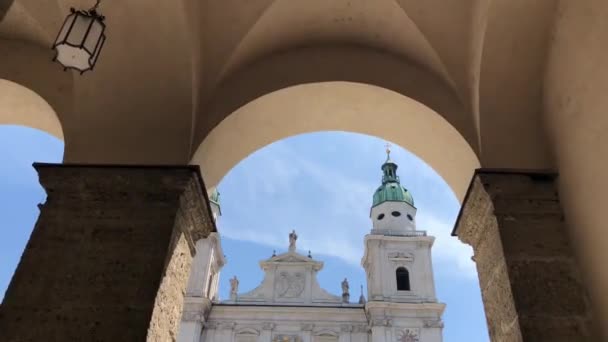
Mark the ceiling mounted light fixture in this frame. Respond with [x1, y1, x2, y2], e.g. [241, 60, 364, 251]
[52, 0, 106, 74]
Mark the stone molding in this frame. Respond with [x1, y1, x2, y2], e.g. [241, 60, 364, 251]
[300, 323, 315, 331]
[423, 319, 444, 329]
[262, 322, 276, 331]
[181, 299, 212, 322]
[352, 325, 370, 333]
[204, 322, 218, 330]
[181, 311, 203, 322]
[387, 252, 414, 262]
[370, 318, 392, 327]
[178, 173, 217, 247]
[340, 324, 353, 332]
[216, 321, 237, 330]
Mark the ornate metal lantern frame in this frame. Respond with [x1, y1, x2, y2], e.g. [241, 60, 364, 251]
[52, 0, 106, 74]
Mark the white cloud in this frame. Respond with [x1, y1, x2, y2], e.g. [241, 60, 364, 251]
[218, 134, 478, 280]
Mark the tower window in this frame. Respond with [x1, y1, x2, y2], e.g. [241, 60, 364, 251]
[407, 214, 413, 221]
[396, 267, 410, 291]
[391, 211, 401, 217]
[377, 213, 385, 220]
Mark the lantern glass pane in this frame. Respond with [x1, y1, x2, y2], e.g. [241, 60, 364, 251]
[84, 20, 104, 54]
[66, 13, 94, 47]
[55, 13, 76, 45]
[90, 34, 105, 67]
[55, 45, 92, 72]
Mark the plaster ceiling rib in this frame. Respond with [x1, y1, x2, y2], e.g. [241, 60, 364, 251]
[468, 0, 493, 152]
[0, 0, 14, 21]
[3, 0, 66, 46]
[179, 0, 205, 160]
[195, 0, 278, 145]
[395, 0, 488, 151]
[200, 0, 279, 95]
[215, 0, 280, 83]
[216, 0, 453, 91]
[477, 0, 557, 169]
[386, 0, 456, 93]
[0, 1, 52, 48]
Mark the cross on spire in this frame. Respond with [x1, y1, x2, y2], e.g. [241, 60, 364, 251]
[385, 142, 392, 156]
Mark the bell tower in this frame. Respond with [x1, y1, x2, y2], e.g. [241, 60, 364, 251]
[361, 146, 445, 342]
[370, 144, 417, 234]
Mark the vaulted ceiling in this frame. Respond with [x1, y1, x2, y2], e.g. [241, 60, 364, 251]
[0, 0, 556, 170]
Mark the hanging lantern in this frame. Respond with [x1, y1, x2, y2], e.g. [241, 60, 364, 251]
[52, 0, 106, 74]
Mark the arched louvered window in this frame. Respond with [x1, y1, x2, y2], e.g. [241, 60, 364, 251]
[396, 267, 410, 291]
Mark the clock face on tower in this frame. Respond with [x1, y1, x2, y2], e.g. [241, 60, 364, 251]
[397, 329, 420, 342]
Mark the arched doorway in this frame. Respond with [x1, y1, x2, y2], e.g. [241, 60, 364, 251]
[0, 79, 64, 140]
[191, 81, 480, 200]
[0, 79, 65, 301]
[204, 131, 488, 341]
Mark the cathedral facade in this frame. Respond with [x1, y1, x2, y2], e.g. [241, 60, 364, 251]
[178, 150, 445, 342]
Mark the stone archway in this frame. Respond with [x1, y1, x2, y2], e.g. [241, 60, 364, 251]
[191, 81, 480, 201]
[189, 80, 597, 341]
[0, 79, 64, 140]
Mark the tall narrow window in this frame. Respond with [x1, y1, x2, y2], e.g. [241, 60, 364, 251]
[396, 267, 410, 291]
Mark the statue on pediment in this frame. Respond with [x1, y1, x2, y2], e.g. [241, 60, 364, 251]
[289, 229, 298, 252]
[342, 278, 349, 294]
[230, 276, 239, 300]
[341, 278, 350, 303]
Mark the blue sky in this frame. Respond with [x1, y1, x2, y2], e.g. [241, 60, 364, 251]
[0, 126, 488, 341]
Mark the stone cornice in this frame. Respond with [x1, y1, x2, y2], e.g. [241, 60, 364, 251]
[33, 164, 217, 255]
[365, 301, 446, 315]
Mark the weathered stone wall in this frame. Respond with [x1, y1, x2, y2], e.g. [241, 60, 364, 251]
[0, 165, 214, 341]
[147, 232, 193, 342]
[455, 171, 596, 341]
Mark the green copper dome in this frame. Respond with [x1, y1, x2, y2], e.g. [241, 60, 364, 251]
[371, 149, 414, 208]
[210, 188, 220, 206]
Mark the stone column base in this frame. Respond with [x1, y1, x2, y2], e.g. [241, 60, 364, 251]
[453, 170, 596, 341]
[0, 164, 216, 341]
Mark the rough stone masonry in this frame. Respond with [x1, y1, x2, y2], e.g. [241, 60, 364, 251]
[0, 164, 215, 341]
[454, 170, 597, 342]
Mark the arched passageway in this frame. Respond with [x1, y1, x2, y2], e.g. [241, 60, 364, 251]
[0, 79, 64, 141]
[191, 81, 480, 200]
[0, 79, 65, 302]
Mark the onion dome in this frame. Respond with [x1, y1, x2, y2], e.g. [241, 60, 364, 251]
[371, 146, 414, 208]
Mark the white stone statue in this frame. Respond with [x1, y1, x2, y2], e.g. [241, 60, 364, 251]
[341, 278, 350, 303]
[230, 276, 239, 300]
[288, 229, 298, 252]
[342, 278, 350, 294]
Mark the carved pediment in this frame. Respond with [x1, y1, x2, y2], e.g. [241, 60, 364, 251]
[263, 251, 322, 265]
[226, 241, 342, 305]
[275, 271, 305, 298]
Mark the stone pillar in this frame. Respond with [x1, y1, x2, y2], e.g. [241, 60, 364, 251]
[339, 324, 352, 342]
[370, 320, 389, 342]
[260, 322, 275, 342]
[186, 234, 224, 298]
[300, 323, 313, 342]
[178, 297, 212, 342]
[178, 320, 204, 342]
[453, 170, 596, 341]
[0, 164, 216, 341]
